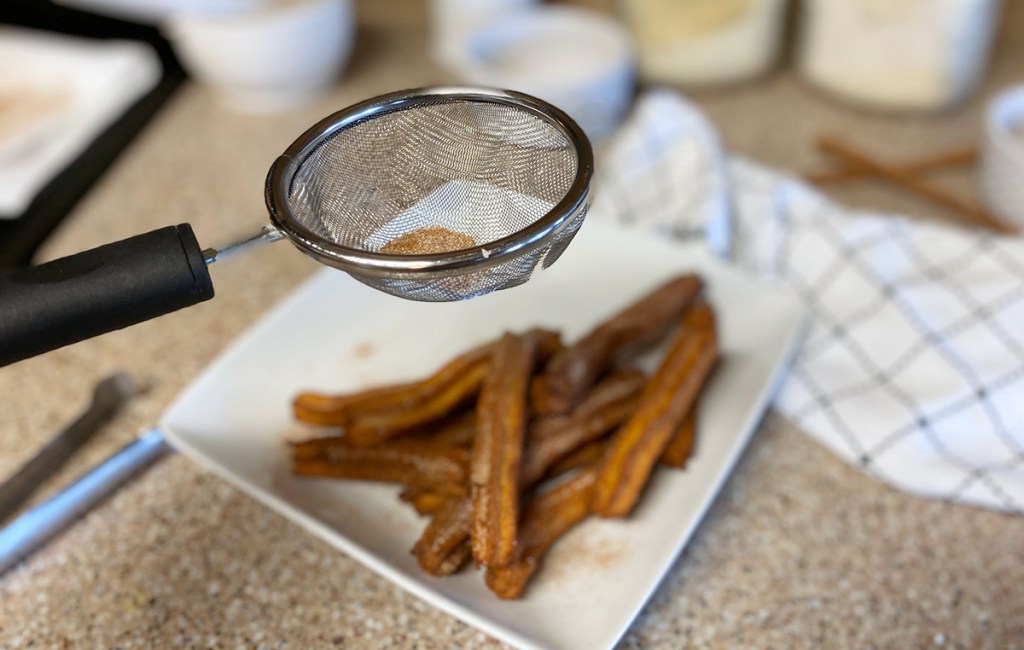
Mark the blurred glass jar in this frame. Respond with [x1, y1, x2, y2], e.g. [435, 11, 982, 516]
[797, 0, 1002, 111]
[620, 0, 789, 86]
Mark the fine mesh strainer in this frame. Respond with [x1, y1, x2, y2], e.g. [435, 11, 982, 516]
[263, 86, 592, 300]
[0, 87, 593, 366]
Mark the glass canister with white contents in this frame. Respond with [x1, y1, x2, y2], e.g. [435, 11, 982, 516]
[620, 0, 790, 86]
[796, 0, 1003, 111]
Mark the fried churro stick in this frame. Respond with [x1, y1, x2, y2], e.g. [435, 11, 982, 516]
[593, 302, 718, 518]
[411, 372, 634, 572]
[344, 362, 489, 446]
[290, 435, 347, 462]
[292, 381, 419, 427]
[409, 409, 476, 448]
[661, 407, 697, 469]
[520, 370, 645, 486]
[400, 486, 466, 516]
[290, 410, 471, 460]
[411, 372, 636, 572]
[412, 497, 473, 576]
[530, 369, 646, 440]
[400, 487, 446, 516]
[292, 339, 495, 431]
[344, 329, 559, 447]
[410, 374, 634, 574]
[292, 442, 470, 491]
[545, 440, 606, 478]
[471, 332, 540, 567]
[485, 468, 597, 599]
[435, 540, 473, 575]
[290, 409, 474, 460]
[532, 275, 703, 416]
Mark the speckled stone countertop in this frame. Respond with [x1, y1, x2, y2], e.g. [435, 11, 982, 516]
[2, 2, 1023, 648]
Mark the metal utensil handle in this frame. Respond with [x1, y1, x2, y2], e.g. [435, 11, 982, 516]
[203, 225, 284, 264]
[0, 373, 139, 523]
[0, 429, 170, 575]
[0, 225, 214, 367]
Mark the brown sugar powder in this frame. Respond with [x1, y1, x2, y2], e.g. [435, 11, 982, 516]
[379, 227, 476, 255]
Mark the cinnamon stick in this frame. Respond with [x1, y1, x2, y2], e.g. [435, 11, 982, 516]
[816, 136, 1017, 235]
[807, 147, 977, 185]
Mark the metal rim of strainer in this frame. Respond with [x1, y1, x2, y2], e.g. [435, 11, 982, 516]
[264, 86, 593, 279]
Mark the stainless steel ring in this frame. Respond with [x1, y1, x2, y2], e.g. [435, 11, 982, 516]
[263, 86, 594, 277]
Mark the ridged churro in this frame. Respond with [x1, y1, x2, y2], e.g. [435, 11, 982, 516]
[532, 275, 703, 416]
[592, 302, 718, 518]
[292, 340, 495, 435]
[471, 332, 542, 567]
[412, 497, 473, 576]
[661, 408, 698, 469]
[289, 275, 719, 600]
[292, 441, 470, 491]
[520, 370, 645, 486]
[485, 467, 597, 599]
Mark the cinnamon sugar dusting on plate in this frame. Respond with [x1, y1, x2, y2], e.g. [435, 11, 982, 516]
[379, 227, 476, 255]
[540, 528, 627, 586]
[352, 342, 375, 360]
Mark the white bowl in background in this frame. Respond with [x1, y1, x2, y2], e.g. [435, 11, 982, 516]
[452, 6, 635, 141]
[430, 0, 539, 71]
[979, 85, 1024, 228]
[164, 0, 354, 113]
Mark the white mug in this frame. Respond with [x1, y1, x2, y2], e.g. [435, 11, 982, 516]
[164, 0, 355, 113]
[431, 0, 538, 71]
[450, 6, 635, 141]
[979, 85, 1024, 228]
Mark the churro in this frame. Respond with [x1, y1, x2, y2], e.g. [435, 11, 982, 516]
[399, 487, 451, 516]
[292, 381, 419, 427]
[345, 362, 488, 445]
[471, 332, 541, 567]
[520, 370, 645, 486]
[485, 467, 597, 599]
[592, 302, 718, 518]
[292, 441, 470, 491]
[412, 497, 473, 576]
[288, 275, 720, 599]
[409, 410, 477, 448]
[292, 340, 495, 433]
[544, 439, 606, 478]
[661, 408, 697, 469]
[532, 275, 702, 416]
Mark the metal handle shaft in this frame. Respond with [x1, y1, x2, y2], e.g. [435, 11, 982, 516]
[203, 225, 285, 264]
[0, 373, 140, 524]
[0, 429, 170, 575]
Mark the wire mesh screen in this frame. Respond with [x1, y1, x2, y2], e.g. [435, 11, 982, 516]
[353, 204, 589, 301]
[286, 99, 579, 253]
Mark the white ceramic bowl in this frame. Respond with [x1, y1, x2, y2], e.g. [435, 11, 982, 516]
[452, 6, 635, 141]
[164, 0, 354, 113]
[979, 85, 1024, 228]
[430, 0, 538, 71]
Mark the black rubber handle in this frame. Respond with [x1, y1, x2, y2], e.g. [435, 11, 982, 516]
[0, 224, 214, 367]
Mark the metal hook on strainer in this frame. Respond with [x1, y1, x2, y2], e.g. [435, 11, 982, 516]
[0, 87, 593, 367]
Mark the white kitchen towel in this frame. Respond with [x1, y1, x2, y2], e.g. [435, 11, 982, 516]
[0, 28, 161, 217]
[595, 90, 1024, 512]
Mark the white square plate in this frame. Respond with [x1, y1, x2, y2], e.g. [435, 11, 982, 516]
[161, 222, 807, 650]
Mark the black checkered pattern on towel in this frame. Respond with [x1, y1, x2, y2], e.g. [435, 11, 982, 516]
[593, 92, 1024, 512]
